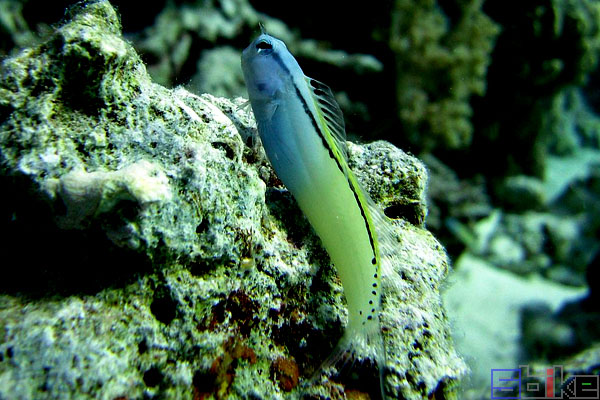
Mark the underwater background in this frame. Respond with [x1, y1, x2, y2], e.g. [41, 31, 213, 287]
[0, 0, 598, 399]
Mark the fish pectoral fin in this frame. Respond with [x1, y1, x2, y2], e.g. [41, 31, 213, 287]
[254, 100, 279, 128]
[264, 100, 279, 121]
[238, 99, 252, 111]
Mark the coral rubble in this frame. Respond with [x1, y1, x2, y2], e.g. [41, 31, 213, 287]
[0, 1, 465, 399]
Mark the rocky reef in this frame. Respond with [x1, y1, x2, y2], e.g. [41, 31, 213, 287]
[0, 1, 465, 399]
[474, 0, 600, 179]
[390, 0, 500, 150]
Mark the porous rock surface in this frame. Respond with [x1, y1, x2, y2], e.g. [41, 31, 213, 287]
[0, 1, 466, 399]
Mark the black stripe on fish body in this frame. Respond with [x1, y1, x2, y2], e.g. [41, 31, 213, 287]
[271, 52, 380, 272]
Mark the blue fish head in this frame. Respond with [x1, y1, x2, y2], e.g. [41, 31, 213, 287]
[241, 34, 300, 104]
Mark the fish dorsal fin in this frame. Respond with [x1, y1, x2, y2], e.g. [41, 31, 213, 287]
[306, 76, 348, 160]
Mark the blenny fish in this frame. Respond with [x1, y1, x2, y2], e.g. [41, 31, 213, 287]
[241, 31, 390, 398]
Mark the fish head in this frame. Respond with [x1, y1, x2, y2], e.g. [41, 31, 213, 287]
[241, 33, 299, 103]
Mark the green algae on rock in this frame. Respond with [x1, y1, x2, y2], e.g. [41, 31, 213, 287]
[390, 0, 500, 150]
[0, 1, 465, 399]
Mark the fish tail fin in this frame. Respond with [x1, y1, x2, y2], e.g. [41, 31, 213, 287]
[309, 319, 389, 399]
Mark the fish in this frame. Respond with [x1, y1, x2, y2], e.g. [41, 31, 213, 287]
[241, 31, 390, 398]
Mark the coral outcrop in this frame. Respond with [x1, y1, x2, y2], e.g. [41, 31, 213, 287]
[390, 0, 500, 150]
[0, 1, 465, 399]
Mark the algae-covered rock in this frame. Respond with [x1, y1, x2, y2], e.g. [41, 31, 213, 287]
[390, 0, 500, 150]
[473, 0, 600, 179]
[0, 1, 465, 399]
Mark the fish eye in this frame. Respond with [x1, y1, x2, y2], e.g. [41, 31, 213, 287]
[256, 40, 273, 51]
